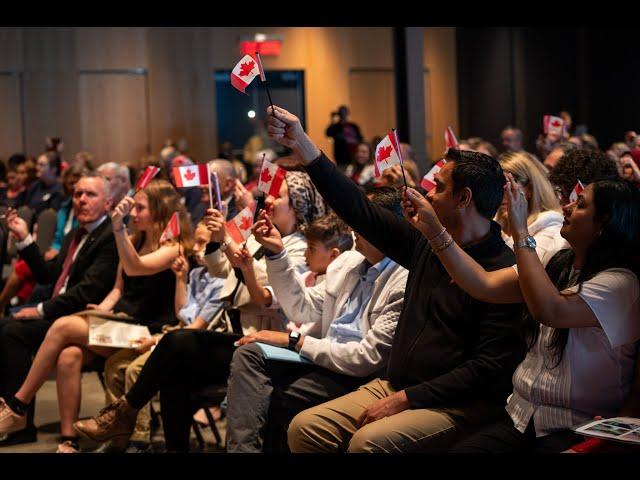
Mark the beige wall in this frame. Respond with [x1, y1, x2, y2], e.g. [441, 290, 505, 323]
[0, 27, 457, 168]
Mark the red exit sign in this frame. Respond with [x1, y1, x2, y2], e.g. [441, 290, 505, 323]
[239, 40, 282, 56]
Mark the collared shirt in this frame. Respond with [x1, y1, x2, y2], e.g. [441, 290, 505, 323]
[178, 266, 225, 325]
[506, 267, 640, 436]
[24, 214, 108, 316]
[325, 257, 393, 344]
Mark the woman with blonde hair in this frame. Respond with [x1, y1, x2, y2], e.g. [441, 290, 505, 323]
[496, 151, 568, 262]
[0, 179, 192, 453]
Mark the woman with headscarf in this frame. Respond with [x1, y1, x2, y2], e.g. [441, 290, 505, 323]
[74, 170, 329, 452]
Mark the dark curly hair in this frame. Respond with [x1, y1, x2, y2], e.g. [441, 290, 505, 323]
[548, 148, 619, 202]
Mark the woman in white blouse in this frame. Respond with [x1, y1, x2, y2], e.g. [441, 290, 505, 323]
[496, 151, 569, 263]
[402, 176, 640, 453]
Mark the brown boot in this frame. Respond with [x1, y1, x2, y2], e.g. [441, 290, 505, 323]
[73, 397, 138, 443]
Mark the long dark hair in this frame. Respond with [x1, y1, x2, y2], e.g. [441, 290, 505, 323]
[524, 179, 640, 367]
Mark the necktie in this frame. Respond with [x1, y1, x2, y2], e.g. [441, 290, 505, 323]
[52, 227, 88, 296]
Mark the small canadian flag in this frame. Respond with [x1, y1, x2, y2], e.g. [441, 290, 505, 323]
[160, 212, 180, 244]
[444, 126, 459, 152]
[420, 160, 446, 192]
[257, 159, 287, 197]
[569, 180, 585, 203]
[172, 164, 209, 188]
[135, 166, 160, 191]
[230, 54, 262, 95]
[226, 203, 257, 244]
[543, 115, 565, 136]
[374, 130, 403, 178]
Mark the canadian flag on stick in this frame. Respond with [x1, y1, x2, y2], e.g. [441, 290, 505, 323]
[569, 180, 585, 203]
[226, 203, 257, 244]
[230, 54, 262, 94]
[374, 130, 403, 178]
[420, 160, 446, 192]
[257, 158, 287, 197]
[135, 166, 160, 192]
[160, 212, 180, 244]
[444, 126, 459, 152]
[543, 115, 565, 136]
[172, 164, 209, 188]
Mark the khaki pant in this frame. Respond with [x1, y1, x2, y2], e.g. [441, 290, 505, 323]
[104, 348, 153, 443]
[288, 378, 504, 453]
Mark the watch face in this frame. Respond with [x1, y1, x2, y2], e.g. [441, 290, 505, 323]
[526, 236, 537, 248]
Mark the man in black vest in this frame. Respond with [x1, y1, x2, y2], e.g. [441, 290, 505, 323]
[0, 173, 118, 446]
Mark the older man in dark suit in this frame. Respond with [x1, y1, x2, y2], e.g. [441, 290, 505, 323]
[0, 173, 118, 446]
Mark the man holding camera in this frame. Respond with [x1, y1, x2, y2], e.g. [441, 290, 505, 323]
[325, 105, 362, 170]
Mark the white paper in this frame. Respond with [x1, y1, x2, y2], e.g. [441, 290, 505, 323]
[574, 417, 640, 444]
[88, 317, 151, 349]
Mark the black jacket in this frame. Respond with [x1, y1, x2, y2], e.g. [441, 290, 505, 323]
[19, 216, 118, 322]
[305, 153, 526, 409]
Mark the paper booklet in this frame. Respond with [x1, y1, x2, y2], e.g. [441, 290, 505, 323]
[84, 310, 151, 349]
[573, 417, 640, 445]
[256, 342, 312, 364]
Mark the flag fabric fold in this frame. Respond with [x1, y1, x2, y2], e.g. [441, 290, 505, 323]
[135, 166, 160, 191]
[420, 160, 446, 192]
[230, 54, 261, 94]
[257, 159, 287, 197]
[160, 212, 180, 243]
[569, 180, 585, 203]
[374, 130, 403, 178]
[226, 203, 257, 244]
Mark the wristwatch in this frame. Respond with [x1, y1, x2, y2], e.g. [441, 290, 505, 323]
[514, 235, 537, 251]
[288, 331, 301, 351]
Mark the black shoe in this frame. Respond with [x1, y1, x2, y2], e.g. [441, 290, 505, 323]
[0, 426, 37, 446]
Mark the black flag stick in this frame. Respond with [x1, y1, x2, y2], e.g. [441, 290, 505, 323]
[392, 128, 409, 189]
[255, 52, 275, 115]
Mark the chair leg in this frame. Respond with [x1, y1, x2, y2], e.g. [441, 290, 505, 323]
[192, 421, 205, 450]
[203, 407, 223, 446]
[96, 371, 106, 391]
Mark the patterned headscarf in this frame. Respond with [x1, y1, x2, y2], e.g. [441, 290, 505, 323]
[285, 171, 329, 227]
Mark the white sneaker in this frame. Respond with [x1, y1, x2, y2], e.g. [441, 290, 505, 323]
[0, 398, 27, 437]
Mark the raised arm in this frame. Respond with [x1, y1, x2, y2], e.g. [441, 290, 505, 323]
[402, 187, 522, 303]
[267, 105, 421, 269]
[111, 196, 179, 276]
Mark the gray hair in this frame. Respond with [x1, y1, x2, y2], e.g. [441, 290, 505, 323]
[208, 159, 237, 180]
[79, 172, 112, 199]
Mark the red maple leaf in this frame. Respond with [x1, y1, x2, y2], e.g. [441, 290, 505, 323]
[184, 169, 196, 181]
[261, 168, 273, 183]
[550, 120, 562, 128]
[239, 60, 255, 77]
[239, 215, 253, 231]
[377, 145, 393, 163]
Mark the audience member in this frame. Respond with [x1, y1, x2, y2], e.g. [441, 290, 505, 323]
[325, 105, 363, 170]
[501, 126, 524, 152]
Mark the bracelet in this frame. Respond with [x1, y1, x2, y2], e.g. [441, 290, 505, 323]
[427, 226, 447, 243]
[434, 235, 454, 253]
[429, 229, 451, 251]
[113, 225, 126, 233]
